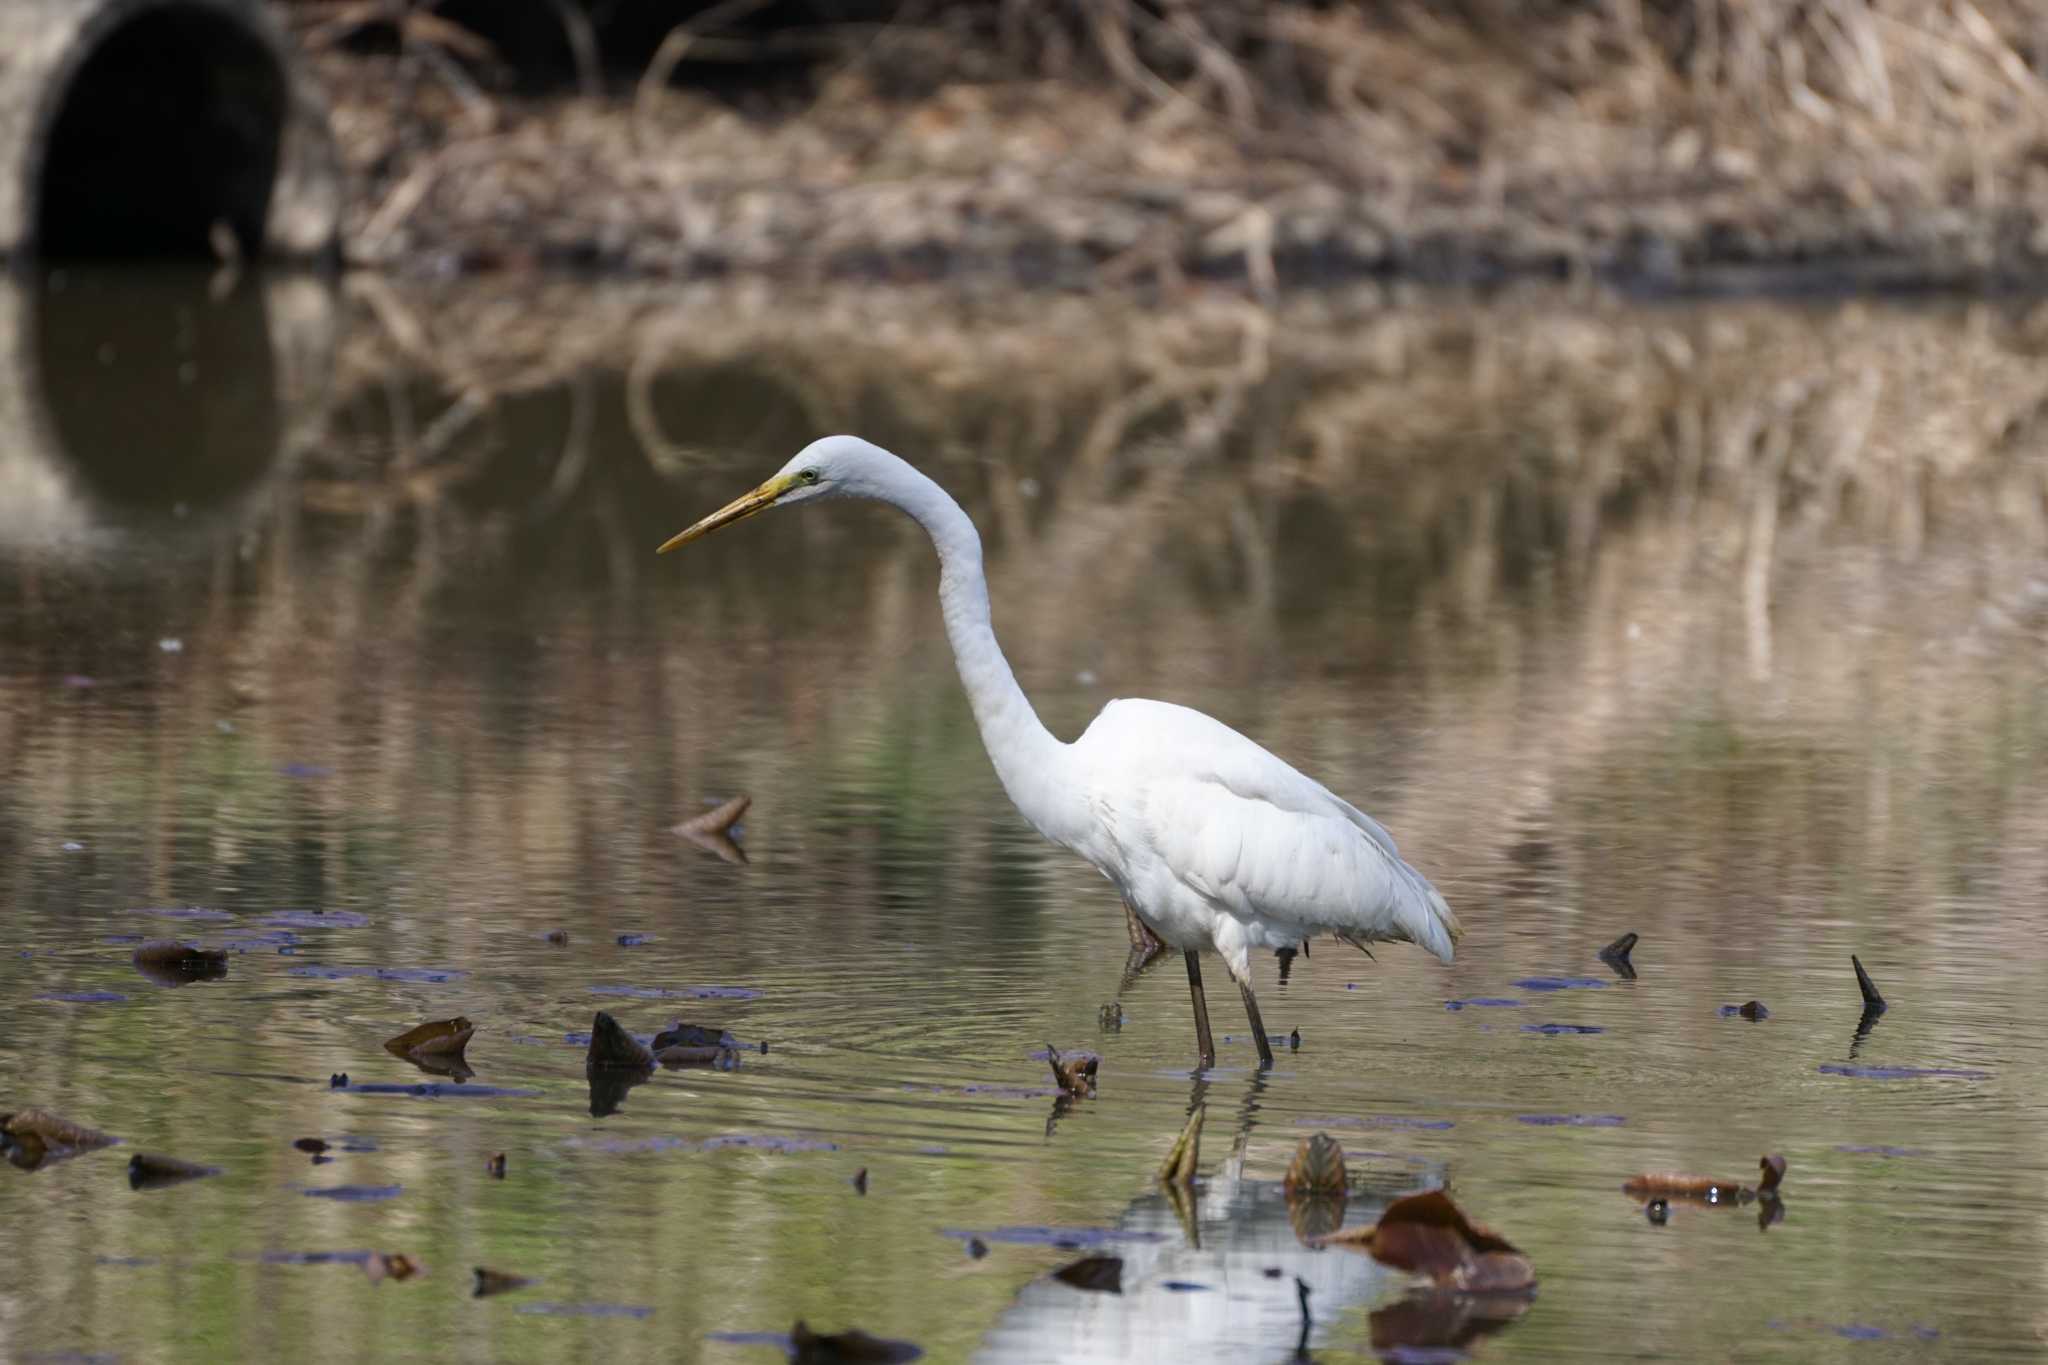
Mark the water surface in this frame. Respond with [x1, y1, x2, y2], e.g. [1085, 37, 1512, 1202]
[1, 269, 2044, 1363]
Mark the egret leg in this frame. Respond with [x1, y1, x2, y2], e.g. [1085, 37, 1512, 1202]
[1239, 978, 1276, 1070]
[1184, 952, 1216, 1069]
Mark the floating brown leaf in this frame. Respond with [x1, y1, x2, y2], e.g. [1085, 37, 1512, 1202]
[363, 1251, 422, 1285]
[651, 1022, 729, 1051]
[1284, 1132, 1347, 1196]
[1, 1107, 118, 1170]
[1320, 1189, 1535, 1293]
[586, 1012, 655, 1071]
[789, 1319, 922, 1363]
[293, 1138, 330, 1156]
[852, 1167, 868, 1195]
[1158, 1107, 1202, 1186]
[384, 1017, 476, 1060]
[676, 795, 751, 863]
[128, 1152, 221, 1190]
[544, 930, 570, 946]
[1045, 1043, 1097, 1098]
[655, 1043, 738, 1069]
[485, 1152, 506, 1179]
[1050, 1255, 1123, 1294]
[132, 940, 229, 986]
[1622, 1155, 1788, 1207]
[473, 1266, 533, 1298]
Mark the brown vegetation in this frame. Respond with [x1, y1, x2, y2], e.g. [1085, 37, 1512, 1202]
[286, 0, 2048, 286]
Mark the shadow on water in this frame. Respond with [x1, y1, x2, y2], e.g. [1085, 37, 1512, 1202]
[0, 271, 2043, 1363]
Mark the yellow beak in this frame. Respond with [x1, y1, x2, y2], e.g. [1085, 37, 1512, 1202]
[657, 473, 797, 554]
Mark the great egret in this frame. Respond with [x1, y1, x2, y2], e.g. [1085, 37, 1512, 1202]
[660, 436, 1460, 1069]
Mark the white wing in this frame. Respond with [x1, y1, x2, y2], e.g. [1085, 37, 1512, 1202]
[1076, 699, 1459, 961]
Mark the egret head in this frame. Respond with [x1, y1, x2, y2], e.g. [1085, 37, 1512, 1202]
[657, 435, 895, 553]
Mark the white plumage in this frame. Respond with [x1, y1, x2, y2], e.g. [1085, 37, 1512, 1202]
[660, 435, 1459, 1068]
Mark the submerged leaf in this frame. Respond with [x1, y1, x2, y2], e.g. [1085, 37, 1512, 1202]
[1284, 1132, 1347, 1196]
[1320, 1189, 1534, 1293]
[127, 1152, 221, 1190]
[1370, 1288, 1532, 1355]
[131, 940, 229, 986]
[473, 1266, 534, 1298]
[1050, 1255, 1124, 1294]
[1045, 1043, 1098, 1098]
[1159, 1107, 1203, 1186]
[586, 1012, 655, 1071]
[384, 1017, 476, 1059]
[789, 1319, 922, 1363]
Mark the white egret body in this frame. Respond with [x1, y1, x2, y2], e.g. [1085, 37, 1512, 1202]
[661, 436, 1459, 1067]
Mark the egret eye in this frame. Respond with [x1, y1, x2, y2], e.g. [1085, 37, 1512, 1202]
[800, 469, 820, 486]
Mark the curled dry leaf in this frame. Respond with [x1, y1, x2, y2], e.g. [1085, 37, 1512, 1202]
[473, 1266, 534, 1298]
[1050, 1255, 1123, 1294]
[131, 940, 228, 986]
[586, 1012, 655, 1071]
[384, 1017, 476, 1060]
[363, 1251, 422, 1284]
[127, 1152, 221, 1190]
[1158, 1107, 1203, 1186]
[790, 1319, 923, 1363]
[1319, 1189, 1535, 1293]
[1045, 1043, 1097, 1098]
[486, 1152, 506, 1179]
[1284, 1132, 1347, 1196]
[676, 795, 750, 864]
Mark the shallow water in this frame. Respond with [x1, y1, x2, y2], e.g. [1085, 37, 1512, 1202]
[2, 268, 2046, 1363]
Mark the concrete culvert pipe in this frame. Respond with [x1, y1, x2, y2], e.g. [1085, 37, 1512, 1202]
[0, 0, 340, 261]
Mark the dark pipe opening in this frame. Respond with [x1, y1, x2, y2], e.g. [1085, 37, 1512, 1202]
[36, 5, 285, 259]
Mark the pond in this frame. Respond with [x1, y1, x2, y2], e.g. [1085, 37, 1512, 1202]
[0, 267, 2044, 1363]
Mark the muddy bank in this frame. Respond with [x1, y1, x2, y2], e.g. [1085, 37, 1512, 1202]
[287, 1, 2048, 291]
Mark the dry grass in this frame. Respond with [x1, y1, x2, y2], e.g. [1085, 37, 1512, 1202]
[285, 0, 2048, 286]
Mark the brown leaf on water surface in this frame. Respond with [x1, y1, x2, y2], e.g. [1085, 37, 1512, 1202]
[128, 1152, 221, 1190]
[586, 1012, 655, 1071]
[543, 930, 569, 946]
[363, 1251, 422, 1285]
[473, 1266, 533, 1298]
[676, 795, 751, 864]
[651, 1022, 730, 1050]
[1621, 1155, 1788, 1206]
[1319, 1189, 1535, 1293]
[790, 1319, 923, 1363]
[293, 1138, 330, 1156]
[1159, 1106, 1203, 1186]
[1050, 1256, 1123, 1294]
[1, 1108, 118, 1170]
[486, 1152, 506, 1179]
[1284, 1132, 1347, 1196]
[384, 1017, 476, 1059]
[132, 940, 228, 987]
[1045, 1043, 1097, 1097]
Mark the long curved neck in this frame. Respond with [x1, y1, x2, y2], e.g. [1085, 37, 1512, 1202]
[886, 467, 1080, 846]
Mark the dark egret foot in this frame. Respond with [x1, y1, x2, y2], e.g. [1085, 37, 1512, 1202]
[1239, 978, 1276, 1070]
[1185, 951, 1216, 1069]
